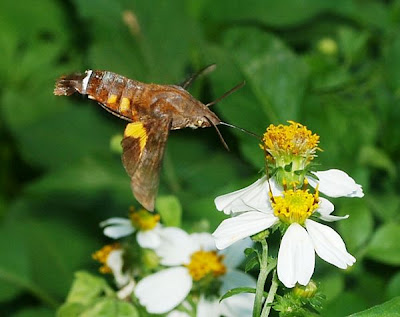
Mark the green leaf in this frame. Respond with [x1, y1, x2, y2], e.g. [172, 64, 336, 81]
[223, 28, 309, 123]
[384, 32, 400, 95]
[359, 146, 396, 179]
[57, 303, 86, 317]
[80, 298, 139, 317]
[337, 199, 373, 252]
[348, 296, 400, 317]
[318, 272, 345, 303]
[244, 256, 259, 272]
[0, 222, 30, 302]
[155, 195, 182, 227]
[13, 307, 54, 317]
[322, 292, 367, 317]
[387, 272, 400, 299]
[337, 27, 369, 65]
[366, 223, 400, 265]
[369, 194, 400, 222]
[203, 0, 330, 27]
[220, 287, 259, 302]
[66, 272, 112, 306]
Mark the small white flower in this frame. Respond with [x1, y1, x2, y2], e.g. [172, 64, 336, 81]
[213, 170, 361, 288]
[100, 208, 163, 249]
[92, 244, 133, 290]
[135, 229, 255, 315]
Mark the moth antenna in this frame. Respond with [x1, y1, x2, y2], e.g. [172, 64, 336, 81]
[219, 122, 261, 139]
[205, 81, 246, 107]
[264, 146, 275, 202]
[205, 117, 230, 151]
[180, 64, 217, 89]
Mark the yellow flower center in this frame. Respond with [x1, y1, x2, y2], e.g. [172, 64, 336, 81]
[129, 207, 160, 231]
[185, 250, 227, 281]
[261, 121, 320, 164]
[92, 243, 121, 274]
[271, 188, 319, 225]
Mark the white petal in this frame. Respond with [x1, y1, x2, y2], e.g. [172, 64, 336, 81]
[137, 230, 161, 249]
[155, 227, 196, 266]
[277, 223, 315, 288]
[214, 176, 273, 215]
[135, 267, 192, 314]
[102, 224, 135, 239]
[221, 269, 256, 294]
[220, 292, 254, 317]
[213, 212, 278, 250]
[317, 198, 349, 222]
[197, 297, 221, 317]
[189, 232, 216, 251]
[100, 217, 132, 227]
[107, 250, 130, 288]
[305, 220, 356, 269]
[221, 238, 253, 270]
[307, 169, 364, 198]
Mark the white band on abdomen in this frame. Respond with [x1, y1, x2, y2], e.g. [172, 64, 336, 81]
[82, 70, 93, 94]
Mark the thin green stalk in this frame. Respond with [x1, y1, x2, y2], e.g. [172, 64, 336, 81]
[253, 239, 269, 317]
[261, 269, 278, 317]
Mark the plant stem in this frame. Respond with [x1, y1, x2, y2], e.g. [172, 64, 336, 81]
[253, 239, 269, 317]
[261, 269, 278, 317]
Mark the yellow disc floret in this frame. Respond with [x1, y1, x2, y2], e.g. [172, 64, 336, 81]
[129, 207, 160, 231]
[261, 121, 320, 165]
[185, 250, 227, 281]
[92, 243, 121, 274]
[271, 188, 319, 225]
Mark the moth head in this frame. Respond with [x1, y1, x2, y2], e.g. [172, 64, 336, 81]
[196, 118, 211, 128]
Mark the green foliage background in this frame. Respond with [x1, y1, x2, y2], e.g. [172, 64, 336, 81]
[1, 0, 400, 316]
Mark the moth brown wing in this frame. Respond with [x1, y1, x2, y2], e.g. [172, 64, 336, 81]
[121, 119, 171, 211]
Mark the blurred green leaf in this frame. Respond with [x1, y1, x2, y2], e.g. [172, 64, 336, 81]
[318, 272, 345, 303]
[81, 298, 139, 317]
[384, 32, 400, 95]
[21, 218, 98, 300]
[359, 146, 396, 179]
[0, 222, 30, 302]
[348, 296, 400, 317]
[156, 195, 182, 227]
[66, 271, 113, 306]
[13, 307, 54, 317]
[387, 272, 400, 299]
[337, 199, 373, 252]
[366, 223, 400, 265]
[203, 0, 329, 27]
[223, 27, 309, 123]
[322, 292, 367, 317]
[337, 27, 369, 66]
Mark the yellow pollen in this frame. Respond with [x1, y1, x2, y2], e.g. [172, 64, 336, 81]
[271, 189, 319, 225]
[185, 250, 227, 281]
[261, 121, 320, 160]
[107, 94, 118, 104]
[129, 207, 160, 231]
[92, 243, 121, 274]
[120, 97, 131, 112]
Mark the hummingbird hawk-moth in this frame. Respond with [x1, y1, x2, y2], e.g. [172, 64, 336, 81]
[54, 67, 245, 211]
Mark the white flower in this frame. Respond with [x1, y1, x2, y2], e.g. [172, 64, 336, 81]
[213, 169, 361, 288]
[135, 229, 255, 315]
[100, 208, 163, 249]
[106, 249, 131, 288]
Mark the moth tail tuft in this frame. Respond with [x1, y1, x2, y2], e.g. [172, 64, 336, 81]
[54, 73, 85, 96]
